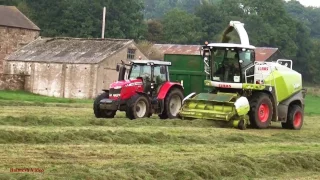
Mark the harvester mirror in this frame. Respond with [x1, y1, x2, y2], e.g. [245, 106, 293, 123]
[160, 66, 166, 74]
[116, 64, 120, 72]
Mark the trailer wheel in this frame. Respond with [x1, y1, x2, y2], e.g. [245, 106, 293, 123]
[93, 92, 116, 118]
[282, 105, 303, 130]
[159, 88, 183, 119]
[126, 95, 150, 120]
[249, 93, 273, 129]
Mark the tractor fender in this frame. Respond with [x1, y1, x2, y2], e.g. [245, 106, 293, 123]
[157, 82, 184, 114]
[157, 82, 183, 100]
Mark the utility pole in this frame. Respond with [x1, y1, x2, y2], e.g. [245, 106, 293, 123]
[101, 7, 106, 39]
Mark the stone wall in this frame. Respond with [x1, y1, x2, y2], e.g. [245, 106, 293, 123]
[0, 73, 28, 90]
[5, 61, 99, 99]
[0, 26, 39, 73]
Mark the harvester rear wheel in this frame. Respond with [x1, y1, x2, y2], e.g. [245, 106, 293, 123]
[159, 88, 184, 119]
[282, 105, 303, 130]
[93, 92, 116, 118]
[126, 95, 150, 120]
[249, 93, 273, 129]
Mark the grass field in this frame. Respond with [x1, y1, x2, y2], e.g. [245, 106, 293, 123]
[1, 91, 320, 179]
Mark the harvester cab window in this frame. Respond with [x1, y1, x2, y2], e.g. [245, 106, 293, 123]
[212, 49, 242, 83]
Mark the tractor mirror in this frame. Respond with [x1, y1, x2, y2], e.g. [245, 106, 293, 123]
[116, 64, 120, 72]
[160, 66, 166, 74]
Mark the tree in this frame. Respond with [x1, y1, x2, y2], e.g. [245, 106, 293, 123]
[162, 9, 202, 44]
[146, 20, 163, 43]
[194, 2, 227, 42]
[285, 0, 320, 39]
[12, 0, 147, 39]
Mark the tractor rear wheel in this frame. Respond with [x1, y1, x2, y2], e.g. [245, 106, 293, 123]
[282, 105, 303, 130]
[249, 93, 273, 129]
[93, 92, 116, 118]
[126, 95, 150, 120]
[159, 88, 183, 119]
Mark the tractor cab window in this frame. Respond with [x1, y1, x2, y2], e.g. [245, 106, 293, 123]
[129, 64, 151, 81]
[153, 65, 167, 84]
[212, 48, 242, 83]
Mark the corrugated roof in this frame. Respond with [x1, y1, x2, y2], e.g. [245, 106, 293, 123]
[153, 44, 201, 55]
[153, 44, 278, 61]
[5, 37, 134, 64]
[0, 5, 40, 31]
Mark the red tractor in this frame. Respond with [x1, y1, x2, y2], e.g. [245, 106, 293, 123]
[93, 60, 184, 120]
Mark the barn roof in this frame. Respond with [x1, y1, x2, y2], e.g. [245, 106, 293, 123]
[153, 44, 279, 61]
[153, 44, 201, 55]
[0, 5, 40, 31]
[5, 37, 134, 64]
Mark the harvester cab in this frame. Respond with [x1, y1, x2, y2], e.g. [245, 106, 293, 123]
[94, 59, 184, 120]
[179, 21, 306, 130]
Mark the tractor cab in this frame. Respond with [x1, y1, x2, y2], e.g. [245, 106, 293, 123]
[116, 60, 171, 96]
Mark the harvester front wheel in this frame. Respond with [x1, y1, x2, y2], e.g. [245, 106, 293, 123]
[282, 105, 303, 130]
[249, 93, 273, 129]
[126, 95, 150, 120]
[159, 88, 184, 119]
[93, 92, 116, 118]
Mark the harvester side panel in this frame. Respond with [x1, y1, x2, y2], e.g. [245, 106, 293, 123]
[264, 63, 302, 103]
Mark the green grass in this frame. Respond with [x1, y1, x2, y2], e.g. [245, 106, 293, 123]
[304, 95, 320, 116]
[0, 91, 320, 179]
[0, 90, 92, 104]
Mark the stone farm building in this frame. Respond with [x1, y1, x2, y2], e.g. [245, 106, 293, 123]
[4, 37, 148, 99]
[0, 5, 40, 74]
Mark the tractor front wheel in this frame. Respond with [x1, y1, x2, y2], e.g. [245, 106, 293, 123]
[93, 92, 116, 118]
[282, 105, 303, 130]
[159, 88, 184, 119]
[126, 95, 150, 120]
[249, 93, 273, 129]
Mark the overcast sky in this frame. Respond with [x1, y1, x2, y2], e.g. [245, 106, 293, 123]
[286, 0, 320, 7]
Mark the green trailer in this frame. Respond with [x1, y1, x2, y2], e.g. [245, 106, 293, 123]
[164, 54, 212, 96]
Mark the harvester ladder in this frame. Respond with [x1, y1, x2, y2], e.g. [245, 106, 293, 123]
[204, 57, 211, 80]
